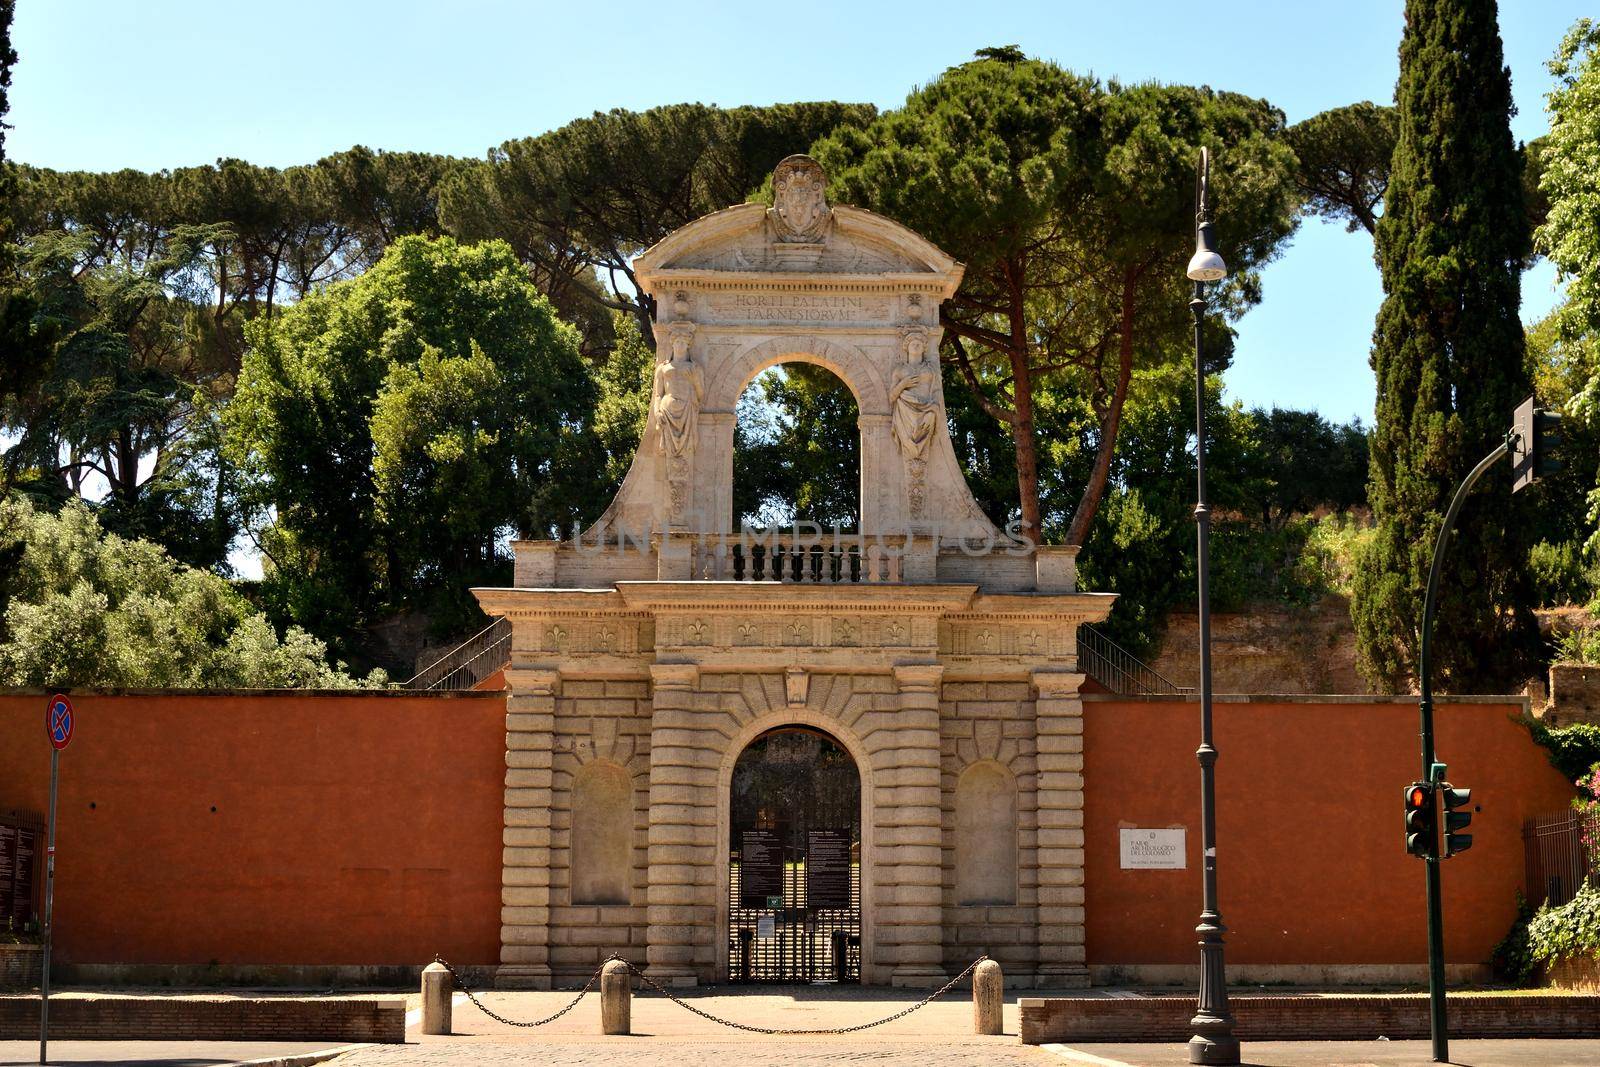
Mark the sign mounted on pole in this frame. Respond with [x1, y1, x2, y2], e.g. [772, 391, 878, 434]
[46, 695, 73, 751]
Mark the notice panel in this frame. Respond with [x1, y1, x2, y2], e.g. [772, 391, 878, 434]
[740, 829, 783, 909]
[1119, 828, 1187, 869]
[806, 829, 852, 909]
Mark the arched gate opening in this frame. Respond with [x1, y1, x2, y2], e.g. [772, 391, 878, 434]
[727, 725, 862, 983]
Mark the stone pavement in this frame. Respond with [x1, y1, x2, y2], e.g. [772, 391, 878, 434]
[1048, 1038, 1600, 1066]
[0, 1037, 345, 1065]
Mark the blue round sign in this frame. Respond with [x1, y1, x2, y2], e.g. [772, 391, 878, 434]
[47, 694, 73, 750]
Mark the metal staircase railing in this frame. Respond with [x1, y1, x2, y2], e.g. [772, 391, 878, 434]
[404, 617, 1184, 697]
[404, 617, 512, 691]
[1077, 622, 1192, 696]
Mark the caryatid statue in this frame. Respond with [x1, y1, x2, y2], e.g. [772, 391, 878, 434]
[890, 327, 938, 460]
[653, 328, 703, 458]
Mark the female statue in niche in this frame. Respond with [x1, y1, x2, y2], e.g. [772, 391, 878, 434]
[653, 329, 703, 458]
[890, 328, 938, 460]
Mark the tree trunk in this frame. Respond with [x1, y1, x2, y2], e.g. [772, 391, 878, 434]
[1064, 275, 1137, 547]
[1005, 260, 1041, 544]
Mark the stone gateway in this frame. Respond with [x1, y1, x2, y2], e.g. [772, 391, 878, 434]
[474, 155, 1116, 988]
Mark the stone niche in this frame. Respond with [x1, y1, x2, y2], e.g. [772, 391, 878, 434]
[475, 155, 1115, 989]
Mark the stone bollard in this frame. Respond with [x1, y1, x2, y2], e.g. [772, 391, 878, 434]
[601, 959, 632, 1035]
[973, 959, 1003, 1036]
[421, 961, 452, 1035]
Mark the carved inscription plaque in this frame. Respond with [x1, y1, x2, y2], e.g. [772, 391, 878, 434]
[707, 292, 891, 324]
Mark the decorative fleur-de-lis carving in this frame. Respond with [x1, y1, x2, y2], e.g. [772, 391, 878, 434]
[1022, 630, 1044, 653]
[596, 627, 616, 652]
[976, 629, 997, 652]
[686, 619, 710, 644]
[737, 620, 760, 644]
[834, 619, 857, 645]
[786, 620, 810, 644]
[545, 624, 567, 649]
[885, 620, 907, 644]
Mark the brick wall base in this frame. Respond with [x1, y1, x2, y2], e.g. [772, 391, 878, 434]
[1019, 993, 1600, 1044]
[0, 994, 405, 1043]
[0, 946, 42, 990]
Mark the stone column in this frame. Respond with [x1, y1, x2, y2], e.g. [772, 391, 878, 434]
[1032, 670, 1089, 988]
[498, 666, 559, 989]
[643, 663, 711, 985]
[878, 663, 947, 987]
[857, 412, 890, 533]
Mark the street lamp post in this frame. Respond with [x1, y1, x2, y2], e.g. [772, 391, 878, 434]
[1185, 147, 1240, 1067]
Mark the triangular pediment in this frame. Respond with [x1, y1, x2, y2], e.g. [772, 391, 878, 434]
[635, 203, 964, 297]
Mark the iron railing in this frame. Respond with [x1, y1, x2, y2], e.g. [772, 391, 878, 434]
[404, 617, 511, 691]
[1077, 622, 1192, 696]
[1523, 808, 1600, 908]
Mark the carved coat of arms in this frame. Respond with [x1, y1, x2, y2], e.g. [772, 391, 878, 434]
[769, 154, 831, 243]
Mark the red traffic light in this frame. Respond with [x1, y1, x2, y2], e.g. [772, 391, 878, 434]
[1408, 784, 1429, 808]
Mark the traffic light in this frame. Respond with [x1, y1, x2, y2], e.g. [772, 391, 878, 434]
[1512, 395, 1564, 493]
[1441, 783, 1473, 857]
[1405, 781, 1436, 859]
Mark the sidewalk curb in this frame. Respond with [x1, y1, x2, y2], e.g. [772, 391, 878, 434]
[232, 1042, 372, 1067]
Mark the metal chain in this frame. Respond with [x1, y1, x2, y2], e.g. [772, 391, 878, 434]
[433, 953, 988, 1035]
[432, 955, 607, 1028]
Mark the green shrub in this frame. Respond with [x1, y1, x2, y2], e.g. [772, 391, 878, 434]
[1528, 883, 1600, 970]
[1491, 892, 1539, 986]
[1523, 718, 1600, 791]
[1555, 626, 1600, 665]
[1301, 512, 1375, 600]
[1529, 540, 1596, 607]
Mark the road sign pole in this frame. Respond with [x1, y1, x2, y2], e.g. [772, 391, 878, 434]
[39, 745, 57, 1066]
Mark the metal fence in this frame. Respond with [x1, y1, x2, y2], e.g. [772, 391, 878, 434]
[404, 617, 512, 691]
[1077, 623, 1193, 696]
[1523, 808, 1600, 908]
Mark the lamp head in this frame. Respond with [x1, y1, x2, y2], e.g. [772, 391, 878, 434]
[1187, 221, 1227, 282]
[1186, 148, 1228, 282]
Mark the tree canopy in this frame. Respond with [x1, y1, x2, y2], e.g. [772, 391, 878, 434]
[225, 235, 602, 658]
[1352, 0, 1540, 691]
[814, 50, 1299, 544]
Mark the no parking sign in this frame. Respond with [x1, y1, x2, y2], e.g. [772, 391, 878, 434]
[46, 694, 73, 750]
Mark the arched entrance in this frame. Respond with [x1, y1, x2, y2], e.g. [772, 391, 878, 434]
[727, 725, 862, 983]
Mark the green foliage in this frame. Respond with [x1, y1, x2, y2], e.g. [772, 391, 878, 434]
[1524, 717, 1600, 785]
[815, 50, 1300, 544]
[590, 311, 655, 489]
[1286, 101, 1396, 234]
[1554, 627, 1600, 666]
[1491, 892, 1540, 987]
[439, 102, 876, 347]
[733, 364, 860, 529]
[226, 235, 601, 659]
[0, 497, 379, 688]
[1536, 20, 1600, 560]
[1528, 883, 1600, 969]
[1528, 540, 1597, 608]
[1301, 512, 1376, 601]
[1353, 0, 1540, 692]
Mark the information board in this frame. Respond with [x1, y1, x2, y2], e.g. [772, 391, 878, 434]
[0, 821, 38, 926]
[740, 829, 783, 909]
[806, 829, 852, 909]
[1118, 828, 1187, 869]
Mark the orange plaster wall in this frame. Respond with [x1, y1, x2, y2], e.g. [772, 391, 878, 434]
[1084, 698, 1577, 967]
[0, 690, 506, 967]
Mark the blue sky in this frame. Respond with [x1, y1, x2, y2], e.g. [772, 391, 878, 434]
[7, 0, 1587, 425]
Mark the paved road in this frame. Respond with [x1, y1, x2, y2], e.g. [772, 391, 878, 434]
[1048, 1039, 1600, 1066]
[329, 1037, 1055, 1066]
[0, 1038, 343, 1065]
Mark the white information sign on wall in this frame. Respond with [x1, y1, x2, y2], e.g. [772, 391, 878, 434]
[1119, 828, 1187, 870]
[756, 915, 776, 939]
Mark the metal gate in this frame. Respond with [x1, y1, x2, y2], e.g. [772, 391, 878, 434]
[728, 726, 861, 983]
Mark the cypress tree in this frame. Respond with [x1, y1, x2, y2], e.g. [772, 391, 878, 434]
[1353, 0, 1539, 691]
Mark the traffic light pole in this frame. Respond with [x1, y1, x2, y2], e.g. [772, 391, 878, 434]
[1416, 433, 1510, 1064]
